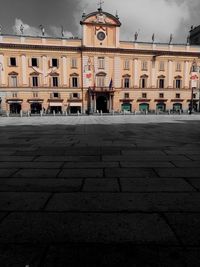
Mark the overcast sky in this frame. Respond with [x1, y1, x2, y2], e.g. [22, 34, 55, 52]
[0, 0, 199, 43]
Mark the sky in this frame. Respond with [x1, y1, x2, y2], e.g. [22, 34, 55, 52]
[0, 0, 199, 43]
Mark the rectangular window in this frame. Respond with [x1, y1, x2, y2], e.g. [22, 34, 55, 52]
[53, 92, 59, 98]
[159, 61, 165, 71]
[124, 78, 130, 88]
[124, 59, 130, 70]
[72, 77, 78, 87]
[175, 79, 181, 89]
[10, 57, 17, 66]
[176, 93, 180, 99]
[141, 61, 148, 71]
[159, 79, 165, 88]
[97, 76, 105, 87]
[52, 58, 59, 67]
[10, 76, 17, 87]
[124, 93, 129, 99]
[159, 93, 164, 98]
[71, 58, 77, 68]
[32, 76, 38, 87]
[176, 62, 181, 71]
[142, 93, 147, 98]
[31, 58, 38, 67]
[52, 76, 58, 87]
[33, 92, 38, 98]
[98, 57, 105, 69]
[12, 92, 17, 98]
[141, 78, 147, 88]
[73, 93, 78, 98]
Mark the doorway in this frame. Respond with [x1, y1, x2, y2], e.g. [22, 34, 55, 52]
[30, 103, 42, 114]
[96, 95, 108, 113]
[10, 103, 21, 114]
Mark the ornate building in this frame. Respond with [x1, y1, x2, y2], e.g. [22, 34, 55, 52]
[0, 7, 199, 115]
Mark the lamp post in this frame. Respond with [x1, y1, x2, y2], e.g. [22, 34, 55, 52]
[190, 60, 199, 114]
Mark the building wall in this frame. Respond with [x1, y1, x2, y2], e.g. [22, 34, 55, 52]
[0, 10, 200, 114]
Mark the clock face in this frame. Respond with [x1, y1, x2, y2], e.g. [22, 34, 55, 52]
[97, 31, 106, 41]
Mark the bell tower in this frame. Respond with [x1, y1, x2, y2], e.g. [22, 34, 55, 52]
[80, 5, 121, 48]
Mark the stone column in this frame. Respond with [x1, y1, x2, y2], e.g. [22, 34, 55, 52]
[184, 61, 189, 89]
[62, 56, 67, 86]
[42, 56, 48, 86]
[133, 58, 139, 88]
[151, 59, 156, 88]
[0, 54, 5, 85]
[21, 55, 27, 85]
[168, 60, 173, 88]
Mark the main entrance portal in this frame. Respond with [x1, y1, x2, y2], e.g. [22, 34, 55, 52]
[96, 95, 108, 113]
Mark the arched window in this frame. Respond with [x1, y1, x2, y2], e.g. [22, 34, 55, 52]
[157, 75, 165, 89]
[122, 74, 131, 88]
[70, 73, 79, 88]
[50, 72, 59, 87]
[96, 72, 106, 87]
[8, 71, 18, 87]
[174, 75, 182, 89]
[140, 74, 148, 89]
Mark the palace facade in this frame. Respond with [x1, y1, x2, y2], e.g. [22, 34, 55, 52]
[0, 7, 200, 115]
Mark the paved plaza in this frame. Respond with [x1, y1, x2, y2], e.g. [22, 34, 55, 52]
[0, 115, 200, 266]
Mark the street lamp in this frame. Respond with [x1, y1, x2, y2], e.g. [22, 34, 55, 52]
[189, 60, 199, 114]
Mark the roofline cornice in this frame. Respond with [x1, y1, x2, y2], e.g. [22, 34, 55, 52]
[0, 43, 200, 57]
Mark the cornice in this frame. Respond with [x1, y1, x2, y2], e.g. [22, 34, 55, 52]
[0, 43, 200, 57]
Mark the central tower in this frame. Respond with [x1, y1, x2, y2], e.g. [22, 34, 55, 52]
[80, 7, 121, 48]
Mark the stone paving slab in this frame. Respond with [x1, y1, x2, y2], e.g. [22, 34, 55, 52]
[120, 178, 194, 192]
[83, 178, 120, 192]
[0, 116, 200, 265]
[165, 213, 200, 246]
[0, 212, 178, 245]
[45, 192, 200, 212]
[0, 192, 50, 211]
[105, 168, 157, 178]
[0, 178, 83, 192]
[0, 244, 45, 267]
[155, 168, 200, 178]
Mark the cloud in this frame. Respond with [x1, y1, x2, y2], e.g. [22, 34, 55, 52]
[12, 18, 42, 36]
[49, 26, 73, 38]
[79, 0, 190, 42]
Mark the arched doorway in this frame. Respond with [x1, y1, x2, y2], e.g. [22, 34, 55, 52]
[96, 95, 108, 113]
[121, 103, 132, 112]
[156, 102, 166, 112]
[10, 103, 21, 114]
[30, 103, 42, 114]
[139, 103, 149, 112]
[173, 103, 182, 112]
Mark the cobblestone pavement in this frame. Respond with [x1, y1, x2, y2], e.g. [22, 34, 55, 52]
[0, 115, 200, 266]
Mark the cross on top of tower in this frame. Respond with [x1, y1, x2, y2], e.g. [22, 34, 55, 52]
[97, 0, 104, 12]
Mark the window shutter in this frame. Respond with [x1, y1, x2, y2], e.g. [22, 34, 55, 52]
[7, 57, 10, 66]
[28, 58, 32, 67]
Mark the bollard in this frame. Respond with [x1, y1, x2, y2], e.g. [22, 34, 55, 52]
[179, 109, 181, 115]
[65, 111, 67, 116]
[123, 110, 125, 115]
[112, 110, 114, 116]
[40, 110, 43, 117]
[6, 111, 9, 117]
[77, 111, 79, 116]
[53, 110, 55, 116]
[168, 110, 170, 115]
[100, 110, 103, 116]
[20, 110, 23, 117]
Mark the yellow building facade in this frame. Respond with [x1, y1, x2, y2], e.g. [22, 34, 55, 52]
[0, 7, 200, 115]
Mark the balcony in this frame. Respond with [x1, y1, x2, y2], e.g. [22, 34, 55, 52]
[91, 87, 115, 93]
